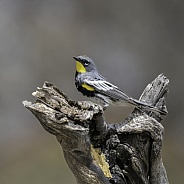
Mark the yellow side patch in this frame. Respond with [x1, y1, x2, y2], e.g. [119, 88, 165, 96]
[76, 61, 86, 73]
[91, 145, 112, 178]
[82, 84, 95, 91]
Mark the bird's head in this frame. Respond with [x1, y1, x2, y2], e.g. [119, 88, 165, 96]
[73, 55, 97, 73]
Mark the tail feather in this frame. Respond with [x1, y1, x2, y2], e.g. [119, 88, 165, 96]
[130, 98, 167, 115]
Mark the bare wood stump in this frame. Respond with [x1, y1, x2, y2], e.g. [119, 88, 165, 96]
[23, 74, 169, 184]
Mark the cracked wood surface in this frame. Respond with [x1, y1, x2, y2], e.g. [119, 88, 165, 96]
[23, 74, 169, 184]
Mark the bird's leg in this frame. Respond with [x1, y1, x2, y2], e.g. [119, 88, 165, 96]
[102, 104, 109, 111]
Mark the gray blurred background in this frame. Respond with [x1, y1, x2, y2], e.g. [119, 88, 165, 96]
[0, 0, 183, 183]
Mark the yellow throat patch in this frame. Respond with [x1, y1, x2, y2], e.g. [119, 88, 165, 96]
[76, 61, 86, 73]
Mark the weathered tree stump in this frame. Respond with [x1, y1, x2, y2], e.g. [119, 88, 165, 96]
[23, 74, 169, 184]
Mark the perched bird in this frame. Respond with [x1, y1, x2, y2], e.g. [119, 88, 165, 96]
[73, 55, 166, 115]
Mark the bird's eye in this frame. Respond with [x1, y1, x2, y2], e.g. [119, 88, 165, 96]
[84, 61, 89, 66]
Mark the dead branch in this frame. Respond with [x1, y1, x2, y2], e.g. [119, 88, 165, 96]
[23, 74, 169, 184]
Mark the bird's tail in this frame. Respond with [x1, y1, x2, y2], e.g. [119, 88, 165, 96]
[130, 98, 167, 115]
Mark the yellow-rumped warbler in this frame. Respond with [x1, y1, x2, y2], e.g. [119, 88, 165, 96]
[73, 55, 166, 115]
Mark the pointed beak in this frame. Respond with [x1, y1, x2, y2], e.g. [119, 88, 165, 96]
[73, 56, 78, 61]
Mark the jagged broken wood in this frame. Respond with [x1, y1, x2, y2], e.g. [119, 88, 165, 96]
[23, 74, 169, 184]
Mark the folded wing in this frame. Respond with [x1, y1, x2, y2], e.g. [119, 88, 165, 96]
[85, 80, 131, 103]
